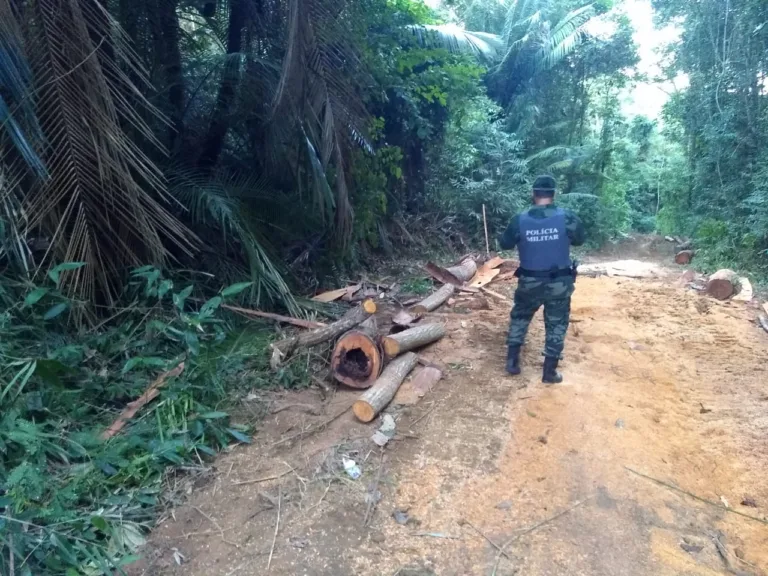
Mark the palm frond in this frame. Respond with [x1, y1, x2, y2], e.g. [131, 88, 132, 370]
[535, 5, 595, 72]
[526, 145, 573, 161]
[168, 170, 298, 314]
[3, 0, 198, 306]
[269, 0, 371, 248]
[406, 24, 505, 60]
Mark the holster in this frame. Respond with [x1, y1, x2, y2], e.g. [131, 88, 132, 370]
[571, 259, 579, 280]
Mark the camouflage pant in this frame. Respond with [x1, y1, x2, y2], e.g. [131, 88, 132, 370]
[507, 276, 575, 359]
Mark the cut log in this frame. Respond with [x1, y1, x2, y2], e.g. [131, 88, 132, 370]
[353, 353, 419, 422]
[425, 258, 478, 286]
[446, 259, 478, 282]
[270, 299, 377, 369]
[382, 323, 446, 359]
[733, 277, 753, 302]
[706, 269, 739, 301]
[331, 317, 384, 389]
[674, 250, 694, 265]
[412, 284, 455, 317]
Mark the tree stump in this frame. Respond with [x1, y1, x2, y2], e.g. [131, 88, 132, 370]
[382, 323, 445, 359]
[706, 269, 738, 300]
[353, 353, 419, 422]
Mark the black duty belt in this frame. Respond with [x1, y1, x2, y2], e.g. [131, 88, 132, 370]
[515, 267, 573, 279]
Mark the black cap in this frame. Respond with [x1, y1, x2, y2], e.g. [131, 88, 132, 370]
[532, 174, 556, 193]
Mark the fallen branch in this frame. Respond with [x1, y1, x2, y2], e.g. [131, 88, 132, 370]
[459, 519, 512, 561]
[270, 299, 376, 369]
[101, 362, 185, 440]
[232, 464, 295, 486]
[266, 485, 281, 572]
[625, 467, 768, 526]
[363, 450, 385, 526]
[491, 498, 590, 575]
[480, 287, 507, 301]
[270, 404, 353, 448]
[223, 304, 325, 329]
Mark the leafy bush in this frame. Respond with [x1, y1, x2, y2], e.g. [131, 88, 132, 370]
[0, 266, 273, 575]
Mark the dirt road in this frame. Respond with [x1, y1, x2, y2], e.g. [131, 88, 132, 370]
[132, 266, 768, 575]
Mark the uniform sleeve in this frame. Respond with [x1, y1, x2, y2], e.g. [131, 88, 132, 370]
[565, 210, 586, 247]
[499, 214, 520, 250]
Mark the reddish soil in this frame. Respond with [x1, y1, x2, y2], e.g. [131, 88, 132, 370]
[129, 254, 768, 576]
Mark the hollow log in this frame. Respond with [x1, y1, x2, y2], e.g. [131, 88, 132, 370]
[411, 284, 455, 316]
[382, 323, 446, 359]
[706, 269, 738, 301]
[353, 353, 419, 422]
[674, 250, 694, 265]
[331, 317, 384, 389]
[270, 299, 377, 370]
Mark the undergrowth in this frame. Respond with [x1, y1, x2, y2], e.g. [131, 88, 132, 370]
[0, 264, 285, 575]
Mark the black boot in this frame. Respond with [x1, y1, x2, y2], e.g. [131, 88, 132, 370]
[542, 357, 563, 384]
[506, 345, 521, 375]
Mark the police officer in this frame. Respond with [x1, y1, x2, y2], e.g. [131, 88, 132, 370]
[499, 175, 585, 383]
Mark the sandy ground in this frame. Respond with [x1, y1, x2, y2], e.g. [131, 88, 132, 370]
[129, 258, 768, 576]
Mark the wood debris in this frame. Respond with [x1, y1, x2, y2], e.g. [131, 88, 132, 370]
[102, 362, 185, 440]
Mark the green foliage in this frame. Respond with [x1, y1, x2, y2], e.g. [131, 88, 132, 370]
[0, 266, 274, 575]
[650, 0, 768, 278]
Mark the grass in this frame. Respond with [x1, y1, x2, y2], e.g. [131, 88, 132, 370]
[0, 265, 294, 575]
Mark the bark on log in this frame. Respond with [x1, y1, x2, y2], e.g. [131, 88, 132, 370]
[674, 250, 694, 265]
[382, 323, 446, 359]
[353, 353, 419, 422]
[270, 299, 377, 370]
[412, 284, 455, 316]
[446, 259, 478, 282]
[425, 258, 478, 286]
[706, 269, 739, 301]
[331, 317, 384, 389]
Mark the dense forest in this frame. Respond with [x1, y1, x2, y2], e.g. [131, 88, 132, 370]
[0, 0, 766, 572]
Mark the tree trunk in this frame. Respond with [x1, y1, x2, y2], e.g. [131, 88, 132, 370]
[382, 323, 445, 359]
[706, 269, 738, 300]
[197, 0, 246, 169]
[411, 284, 455, 316]
[156, 0, 185, 152]
[270, 299, 377, 369]
[674, 250, 694, 265]
[331, 317, 384, 389]
[353, 353, 418, 422]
